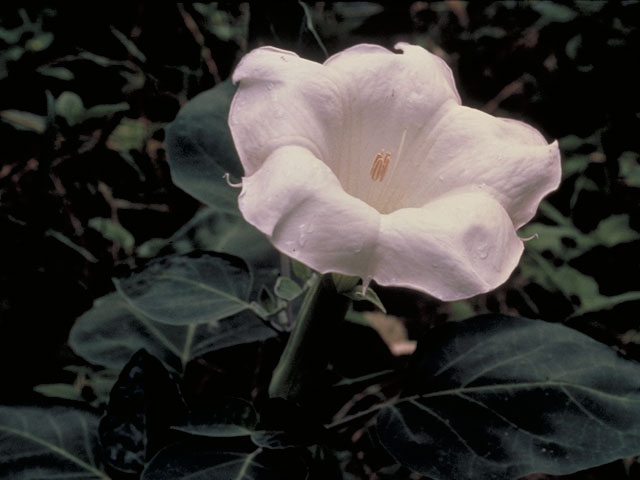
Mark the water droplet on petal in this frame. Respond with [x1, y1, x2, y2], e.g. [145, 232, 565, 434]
[476, 244, 490, 260]
[438, 175, 445, 181]
[267, 82, 274, 90]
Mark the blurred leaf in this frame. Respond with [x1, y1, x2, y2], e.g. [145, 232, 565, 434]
[0, 109, 46, 133]
[166, 80, 242, 214]
[299, 1, 329, 58]
[69, 292, 276, 372]
[89, 217, 135, 253]
[111, 26, 147, 63]
[114, 251, 254, 325]
[377, 314, 640, 479]
[4, 45, 25, 61]
[172, 398, 258, 438]
[33, 383, 84, 402]
[142, 442, 307, 480]
[37, 66, 75, 80]
[521, 212, 637, 261]
[565, 34, 581, 59]
[619, 151, 640, 187]
[531, 1, 577, 23]
[274, 276, 303, 302]
[25, 31, 53, 51]
[0, 406, 107, 480]
[108, 117, 148, 152]
[99, 350, 186, 475]
[45, 229, 99, 262]
[55, 91, 85, 126]
[0, 26, 22, 44]
[85, 102, 129, 119]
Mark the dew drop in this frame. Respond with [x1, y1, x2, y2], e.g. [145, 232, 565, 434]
[476, 244, 490, 260]
[438, 175, 445, 181]
[266, 82, 274, 90]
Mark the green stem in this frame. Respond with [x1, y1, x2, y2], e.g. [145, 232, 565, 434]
[268, 274, 350, 402]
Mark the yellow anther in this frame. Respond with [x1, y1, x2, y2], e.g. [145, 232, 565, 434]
[370, 151, 391, 181]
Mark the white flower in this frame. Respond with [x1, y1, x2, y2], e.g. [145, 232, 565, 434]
[228, 43, 561, 301]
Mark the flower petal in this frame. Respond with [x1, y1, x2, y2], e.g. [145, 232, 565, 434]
[238, 145, 381, 277]
[373, 187, 524, 301]
[322, 43, 461, 209]
[240, 146, 523, 301]
[396, 106, 561, 227]
[229, 47, 344, 176]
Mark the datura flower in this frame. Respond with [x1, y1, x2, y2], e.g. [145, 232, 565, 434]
[228, 43, 561, 301]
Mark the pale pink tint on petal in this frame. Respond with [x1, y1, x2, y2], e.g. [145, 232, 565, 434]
[373, 186, 524, 301]
[396, 106, 561, 228]
[321, 43, 461, 212]
[229, 47, 344, 176]
[238, 145, 381, 278]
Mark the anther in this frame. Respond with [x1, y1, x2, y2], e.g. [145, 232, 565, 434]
[370, 151, 391, 181]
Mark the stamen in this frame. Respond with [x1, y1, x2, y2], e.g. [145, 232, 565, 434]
[370, 151, 391, 181]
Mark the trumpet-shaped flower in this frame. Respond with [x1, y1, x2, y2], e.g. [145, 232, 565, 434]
[229, 43, 561, 301]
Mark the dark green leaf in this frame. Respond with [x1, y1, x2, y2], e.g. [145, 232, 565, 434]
[531, 1, 577, 23]
[166, 80, 242, 214]
[69, 292, 276, 372]
[172, 398, 257, 438]
[0, 406, 107, 480]
[142, 442, 307, 480]
[167, 207, 277, 267]
[377, 314, 640, 480]
[99, 350, 186, 475]
[274, 276, 303, 301]
[343, 286, 387, 313]
[114, 251, 253, 325]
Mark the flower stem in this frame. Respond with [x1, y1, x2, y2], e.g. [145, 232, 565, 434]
[268, 273, 350, 402]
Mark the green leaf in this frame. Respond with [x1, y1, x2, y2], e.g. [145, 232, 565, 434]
[55, 91, 85, 126]
[172, 398, 258, 438]
[107, 117, 148, 152]
[84, 102, 129, 120]
[111, 26, 147, 63]
[115, 251, 254, 325]
[0, 406, 108, 480]
[343, 286, 387, 313]
[69, 292, 276, 372]
[166, 80, 242, 214]
[89, 217, 135, 253]
[167, 207, 277, 267]
[377, 315, 640, 480]
[619, 151, 640, 187]
[33, 383, 84, 402]
[142, 443, 307, 480]
[25, 31, 54, 51]
[0, 109, 47, 133]
[37, 66, 75, 80]
[531, 1, 577, 23]
[520, 214, 637, 261]
[274, 276, 303, 302]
